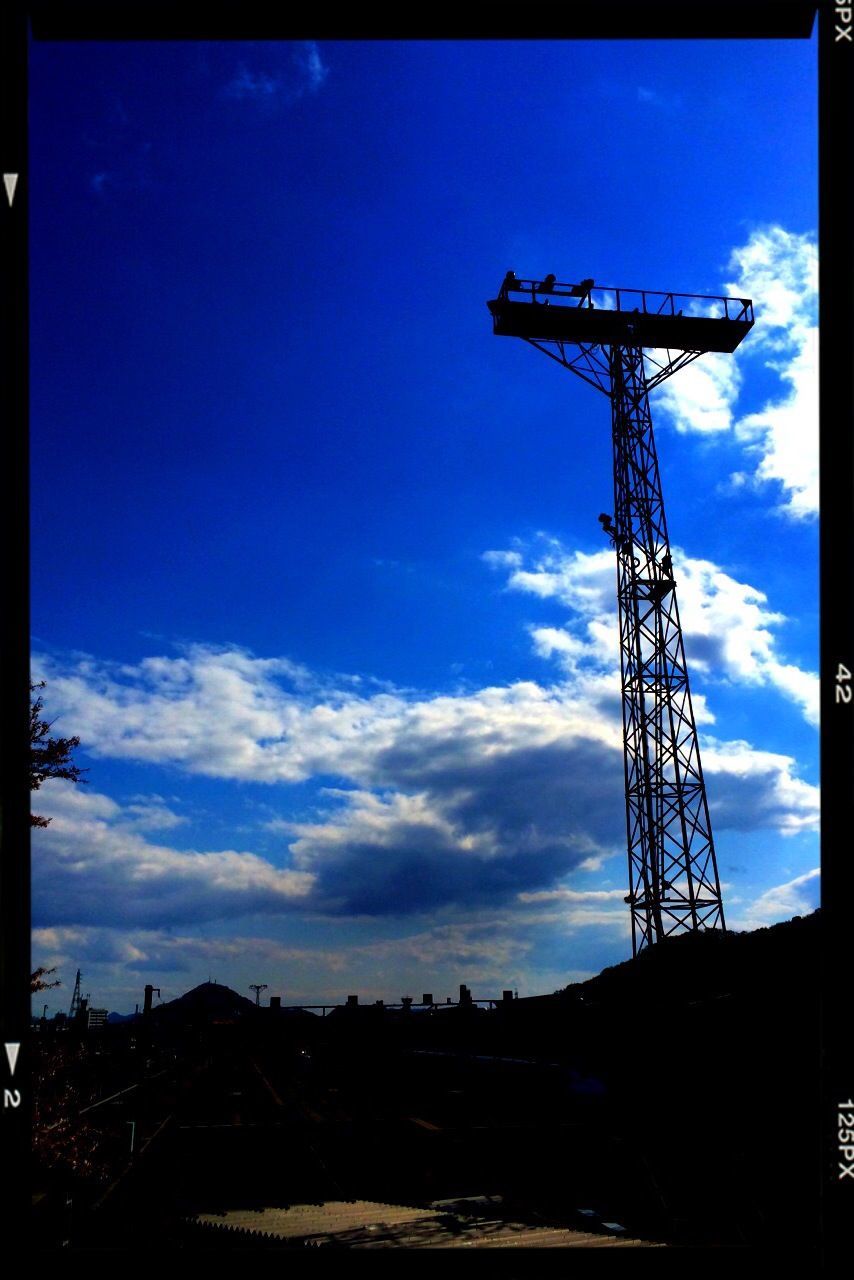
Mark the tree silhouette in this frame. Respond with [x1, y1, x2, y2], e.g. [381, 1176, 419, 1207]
[30, 966, 61, 994]
[30, 681, 86, 997]
[30, 680, 87, 827]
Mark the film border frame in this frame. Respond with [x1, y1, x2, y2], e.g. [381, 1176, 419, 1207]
[1, 2, 847, 1266]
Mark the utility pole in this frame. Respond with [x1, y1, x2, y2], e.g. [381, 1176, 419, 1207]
[249, 984, 268, 1006]
[488, 273, 754, 955]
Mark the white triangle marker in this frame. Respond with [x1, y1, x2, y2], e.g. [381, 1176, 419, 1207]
[4, 174, 19, 207]
[5, 1043, 20, 1075]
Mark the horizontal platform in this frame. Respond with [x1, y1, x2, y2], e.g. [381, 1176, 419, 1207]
[488, 298, 752, 354]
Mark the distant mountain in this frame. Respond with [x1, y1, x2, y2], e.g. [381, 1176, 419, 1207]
[107, 1011, 138, 1024]
[151, 981, 260, 1025]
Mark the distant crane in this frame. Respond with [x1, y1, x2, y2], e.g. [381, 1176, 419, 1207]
[68, 968, 82, 1019]
[249, 984, 268, 1006]
[488, 273, 754, 955]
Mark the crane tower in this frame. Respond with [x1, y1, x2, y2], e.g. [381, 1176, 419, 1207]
[488, 273, 754, 955]
[68, 968, 82, 1019]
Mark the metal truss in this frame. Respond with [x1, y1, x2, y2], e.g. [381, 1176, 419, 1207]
[526, 337, 703, 395]
[527, 339, 613, 396]
[607, 344, 725, 954]
[526, 337, 727, 954]
[488, 273, 750, 955]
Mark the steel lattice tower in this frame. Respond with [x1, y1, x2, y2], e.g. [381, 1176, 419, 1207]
[488, 274, 754, 955]
[68, 967, 82, 1019]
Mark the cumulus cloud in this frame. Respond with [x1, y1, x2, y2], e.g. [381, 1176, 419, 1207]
[652, 225, 818, 518]
[32, 780, 313, 929]
[731, 325, 818, 519]
[487, 536, 819, 727]
[34, 614, 818, 926]
[281, 735, 629, 916]
[725, 227, 817, 343]
[699, 739, 819, 835]
[35, 643, 627, 787]
[654, 350, 742, 434]
[120, 795, 187, 832]
[729, 867, 820, 931]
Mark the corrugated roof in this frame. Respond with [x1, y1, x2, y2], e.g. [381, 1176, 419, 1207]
[186, 1200, 666, 1248]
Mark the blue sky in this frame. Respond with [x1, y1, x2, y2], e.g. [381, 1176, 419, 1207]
[29, 38, 818, 1013]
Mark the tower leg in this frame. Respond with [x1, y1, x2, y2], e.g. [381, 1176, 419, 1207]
[609, 345, 725, 955]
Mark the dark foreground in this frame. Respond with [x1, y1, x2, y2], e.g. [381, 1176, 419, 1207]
[31, 913, 822, 1254]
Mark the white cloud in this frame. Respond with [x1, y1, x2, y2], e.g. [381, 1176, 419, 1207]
[675, 556, 819, 726]
[652, 225, 818, 518]
[590, 288, 617, 311]
[34, 645, 619, 785]
[31, 523, 817, 931]
[699, 738, 819, 835]
[33, 781, 314, 929]
[121, 796, 187, 832]
[732, 326, 818, 519]
[725, 227, 817, 340]
[34, 607, 818, 927]
[729, 867, 820, 931]
[482, 548, 523, 570]
[487, 536, 818, 727]
[517, 887, 625, 903]
[653, 351, 741, 434]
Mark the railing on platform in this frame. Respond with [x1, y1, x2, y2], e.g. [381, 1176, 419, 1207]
[497, 276, 753, 326]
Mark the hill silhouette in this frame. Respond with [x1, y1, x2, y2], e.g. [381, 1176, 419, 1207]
[570, 908, 820, 1006]
[151, 981, 259, 1026]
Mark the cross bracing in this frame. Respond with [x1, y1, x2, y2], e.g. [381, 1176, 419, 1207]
[488, 274, 754, 954]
